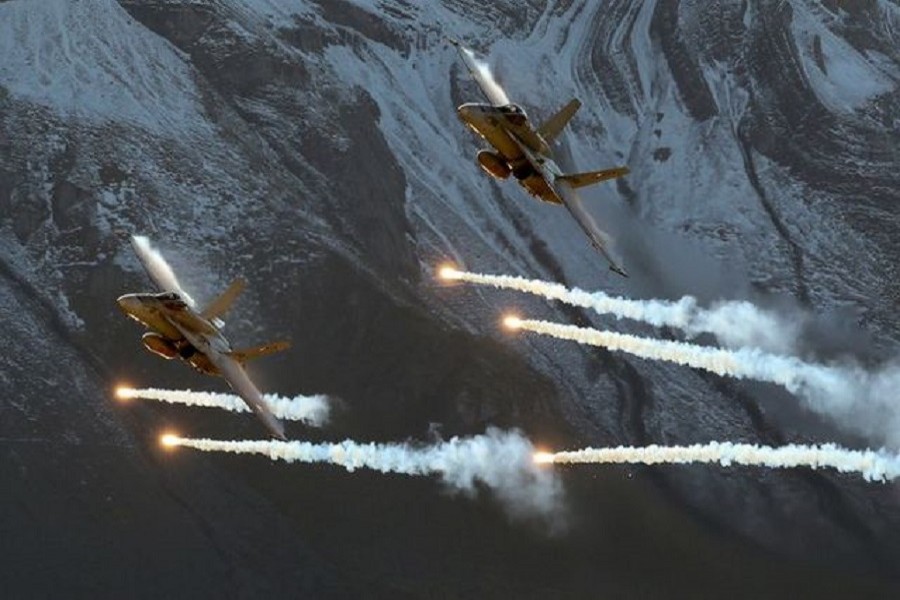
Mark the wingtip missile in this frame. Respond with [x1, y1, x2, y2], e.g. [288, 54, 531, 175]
[268, 419, 288, 441]
[610, 264, 629, 278]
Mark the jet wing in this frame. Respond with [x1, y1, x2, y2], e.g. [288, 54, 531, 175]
[448, 38, 510, 107]
[130, 235, 198, 308]
[131, 235, 230, 328]
[504, 135, 629, 277]
[555, 180, 629, 277]
[206, 351, 287, 440]
[164, 309, 286, 439]
[165, 305, 220, 336]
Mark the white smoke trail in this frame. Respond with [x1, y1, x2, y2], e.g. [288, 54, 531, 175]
[442, 268, 795, 353]
[509, 318, 804, 386]
[130, 235, 197, 307]
[535, 442, 900, 482]
[163, 428, 563, 522]
[460, 47, 511, 106]
[119, 387, 330, 427]
[509, 318, 900, 446]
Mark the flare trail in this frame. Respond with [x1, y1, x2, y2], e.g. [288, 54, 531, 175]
[535, 442, 900, 482]
[441, 268, 794, 352]
[162, 428, 562, 521]
[118, 387, 330, 426]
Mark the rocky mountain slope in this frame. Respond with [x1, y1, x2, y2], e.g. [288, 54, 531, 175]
[1, 0, 899, 597]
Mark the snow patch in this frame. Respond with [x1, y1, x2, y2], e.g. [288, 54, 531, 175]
[0, 0, 210, 135]
[791, 3, 895, 112]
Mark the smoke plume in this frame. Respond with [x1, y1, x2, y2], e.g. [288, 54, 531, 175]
[536, 441, 900, 482]
[164, 428, 564, 523]
[510, 318, 900, 446]
[444, 268, 796, 353]
[119, 387, 330, 426]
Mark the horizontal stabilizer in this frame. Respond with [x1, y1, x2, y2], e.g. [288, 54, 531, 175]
[558, 167, 630, 189]
[202, 278, 246, 322]
[229, 341, 291, 363]
[538, 99, 581, 143]
[556, 176, 629, 277]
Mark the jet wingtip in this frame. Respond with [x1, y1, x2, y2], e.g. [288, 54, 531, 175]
[270, 423, 288, 441]
[610, 264, 629, 278]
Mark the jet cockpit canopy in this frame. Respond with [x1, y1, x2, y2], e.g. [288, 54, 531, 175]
[498, 103, 528, 126]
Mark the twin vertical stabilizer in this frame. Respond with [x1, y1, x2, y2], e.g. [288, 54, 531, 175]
[538, 98, 581, 143]
[539, 100, 630, 189]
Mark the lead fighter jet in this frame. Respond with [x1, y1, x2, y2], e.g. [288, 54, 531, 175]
[117, 236, 289, 440]
[449, 39, 630, 276]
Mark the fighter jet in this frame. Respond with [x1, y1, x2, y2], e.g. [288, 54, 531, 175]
[117, 236, 289, 440]
[449, 39, 630, 277]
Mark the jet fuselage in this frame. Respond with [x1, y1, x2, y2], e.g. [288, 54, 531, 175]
[449, 40, 630, 276]
[120, 236, 289, 439]
[116, 292, 227, 376]
[456, 102, 565, 205]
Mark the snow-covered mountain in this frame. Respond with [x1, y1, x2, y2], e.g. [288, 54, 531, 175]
[1, 0, 898, 596]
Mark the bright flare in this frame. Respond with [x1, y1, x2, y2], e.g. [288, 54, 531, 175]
[115, 386, 137, 401]
[438, 264, 461, 281]
[533, 452, 554, 465]
[511, 318, 844, 394]
[539, 442, 900, 482]
[160, 433, 180, 448]
[503, 315, 523, 330]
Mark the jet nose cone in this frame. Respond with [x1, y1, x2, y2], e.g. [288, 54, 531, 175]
[456, 103, 477, 121]
[116, 294, 140, 314]
[269, 420, 287, 441]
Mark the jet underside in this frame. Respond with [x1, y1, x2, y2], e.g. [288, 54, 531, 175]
[120, 236, 289, 439]
[118, 292, 223, 375]
[457, 103, 564, 205]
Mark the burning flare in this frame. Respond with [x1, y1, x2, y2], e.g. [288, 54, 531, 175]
[503, 314, 523, 330]
[532, 452, 555, 465]
[438, 264, 462, 281]
[460, 47, 511, 106]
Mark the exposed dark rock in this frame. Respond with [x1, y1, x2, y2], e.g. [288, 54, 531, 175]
[1, 0, 899, 596]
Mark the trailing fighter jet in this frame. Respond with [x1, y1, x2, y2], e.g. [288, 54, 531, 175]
[117, 236, 290, 440]
[449, 39, 630, 277]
